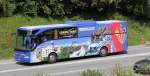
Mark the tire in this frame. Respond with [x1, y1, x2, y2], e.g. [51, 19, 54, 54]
[99, 47, 108, 57]
[121, 50, 128, 54]
[48, 53, 57, 63]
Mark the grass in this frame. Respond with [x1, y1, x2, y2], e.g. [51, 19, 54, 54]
[34, 64, 144, 76]
[112, 64, 135, 76]
[34, 72, 48, 76]
[80, 64, 136, 76]
[81, 69, 103, 76]
[0, 14, 150, 59]
[128, 20, 150, 45]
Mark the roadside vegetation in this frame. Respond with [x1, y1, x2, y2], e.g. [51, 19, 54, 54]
[81, 64, 136, 76]
[34, 64, 139, 76]
[34, 72, 48, 76]
[81, 69, 103, 76]
[112, 64, 135, 76]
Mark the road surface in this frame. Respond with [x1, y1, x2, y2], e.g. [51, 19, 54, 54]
[0, 45, 150, 76]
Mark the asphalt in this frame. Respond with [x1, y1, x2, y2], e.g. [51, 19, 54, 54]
[0, 45, 150, 76]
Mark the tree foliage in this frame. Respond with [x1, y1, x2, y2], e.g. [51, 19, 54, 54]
[0, 0, 149, 19]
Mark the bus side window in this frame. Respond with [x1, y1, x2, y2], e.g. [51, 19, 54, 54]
[46, 29, 55, 40]
[39, 29, 55, 43]
[58, 27, 77, 39]
[54, 29, 58, 39]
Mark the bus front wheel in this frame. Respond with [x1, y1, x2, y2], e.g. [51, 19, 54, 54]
[48, 53, 57, 63]
[99, 47, 108, 57]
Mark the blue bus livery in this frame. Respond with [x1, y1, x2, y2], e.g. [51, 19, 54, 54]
[15, 20, 128, 63]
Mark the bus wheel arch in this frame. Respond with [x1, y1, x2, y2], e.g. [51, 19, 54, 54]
[99, 46, 108, 57]
[48, 52, 57, 63]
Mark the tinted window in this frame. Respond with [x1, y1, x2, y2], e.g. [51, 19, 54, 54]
[43, 30, 54, 40]
[58, 27, 77, 39]
[32, 30, 39, 35]
[38, 29, 54, 43]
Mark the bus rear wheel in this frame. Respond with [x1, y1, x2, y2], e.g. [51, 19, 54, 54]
[48, 53, 57, 63]
[99, 47, 108, 57]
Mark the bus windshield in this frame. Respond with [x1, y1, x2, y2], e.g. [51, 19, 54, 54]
[16, 30, 34, 51]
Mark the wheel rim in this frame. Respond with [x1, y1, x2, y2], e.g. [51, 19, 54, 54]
[100, 48, 107, 56]
[49, 54, 56, 63]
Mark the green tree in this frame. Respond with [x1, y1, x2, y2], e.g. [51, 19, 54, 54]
[2, 0, 16, 17]
[15, 0, 37, 16]
[118, 0, 149, 19]
[0, 0, 150, 19]
[37, 0, 65, 17]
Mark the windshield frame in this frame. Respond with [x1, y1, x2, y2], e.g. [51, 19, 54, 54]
[15, 29, 35, 52]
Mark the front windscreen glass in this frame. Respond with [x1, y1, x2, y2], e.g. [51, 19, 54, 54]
[16, 30, 32, 51]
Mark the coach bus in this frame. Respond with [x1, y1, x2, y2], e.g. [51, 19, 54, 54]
[14, 20, 128, 63]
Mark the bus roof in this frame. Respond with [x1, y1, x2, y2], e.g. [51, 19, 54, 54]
[18, 24, 74, 31]
[65, 20, 96, 25]
[18, 20, 127, 31]
[18, 21, 97, 31]
[96, 20, 127, 24]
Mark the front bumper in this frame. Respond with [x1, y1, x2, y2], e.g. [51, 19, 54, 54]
[15, 51, 31, 63]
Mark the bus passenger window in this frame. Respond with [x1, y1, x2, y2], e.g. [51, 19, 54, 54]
[42, 35, 48, 42]
[39, 29, 55, 43]
[58, 27, 77, 39]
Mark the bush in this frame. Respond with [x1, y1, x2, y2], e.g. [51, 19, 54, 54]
[34, 72, 47, 76]
[81, 69, 103, 76]
[112, 64, 135, 76]
[81, 64, 136, 76]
